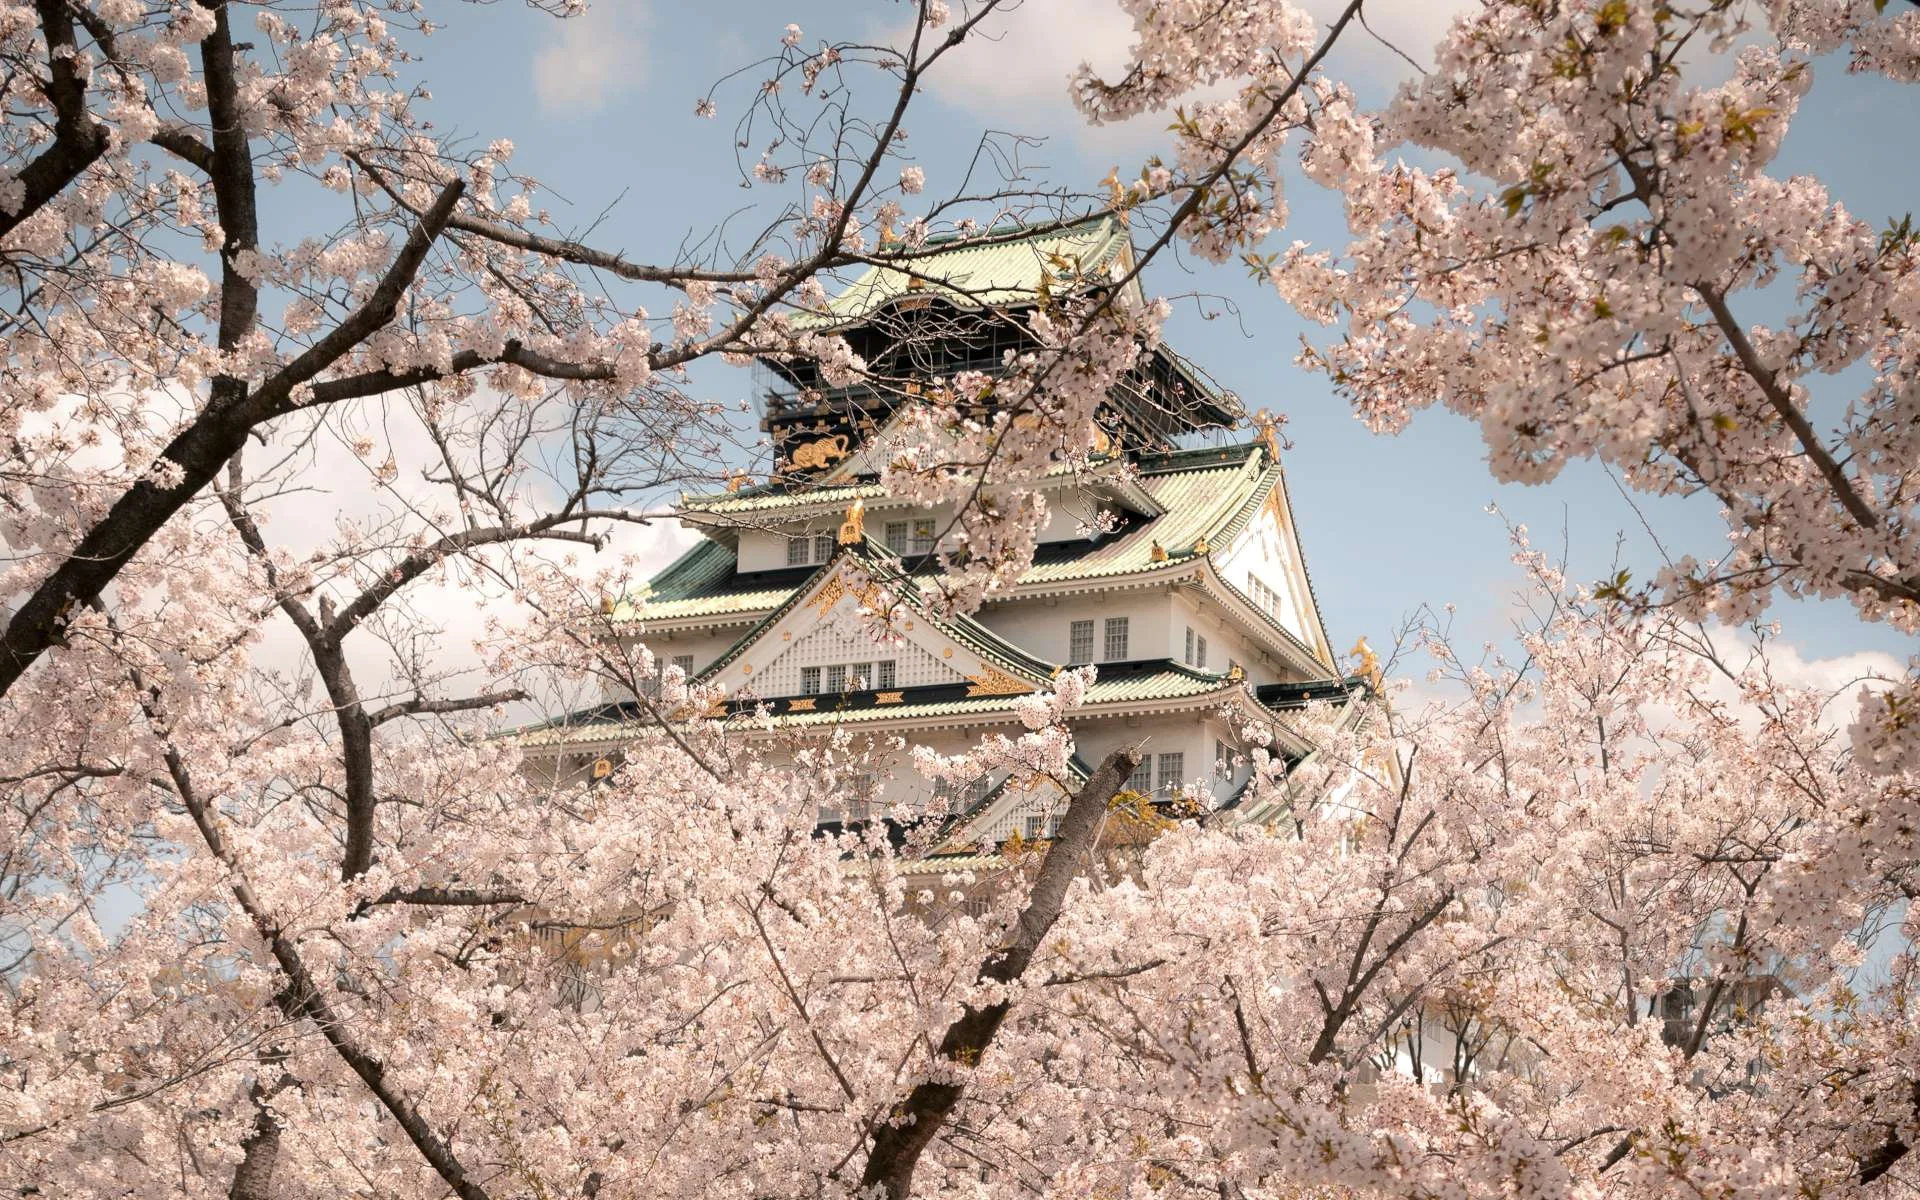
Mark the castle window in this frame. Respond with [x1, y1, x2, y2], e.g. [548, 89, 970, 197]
[846, 775, 874, 823]
[850, 662, 872, 689]
[825, 664, 847, 692]
[1184, 627, 1194, 663]
[1156, 752, 1185, 795]
[1195, 635, 1208, 669]
[910, 519, 935, 555]
[1215, 740, 1232, 778]
[934, 774, 992, 808]
[800, 667, 821, 695]
[1125, 758, 1152, 794]
[1103, 616, 1129, 661]
[885, 521, 908, 554]
[672, 654, 695, 678]
[789, 533, 837, 566]
[877, 659, 897, 689]
[1069, 620, 1094, 663]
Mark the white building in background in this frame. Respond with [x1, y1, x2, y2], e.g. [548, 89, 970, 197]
[519, 217, 1360, 847]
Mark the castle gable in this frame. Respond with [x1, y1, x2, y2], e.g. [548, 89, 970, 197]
[700, 551, 1053, 703]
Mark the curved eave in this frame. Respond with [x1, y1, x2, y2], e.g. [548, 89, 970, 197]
[1271, 462, 1337, 665]
[683, 454, 1151, 525]
[514, 671, 1325, 755]
[1216, 686, 1374, 827]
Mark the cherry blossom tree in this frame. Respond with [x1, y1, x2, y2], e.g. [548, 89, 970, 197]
[1205, 0, 1920, 767]
[3, 1, 1918, 1198]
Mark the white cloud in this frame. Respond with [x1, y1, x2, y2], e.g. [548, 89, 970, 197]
[532, 1, 648, 113]
[907, 0, 1474, 156]
[1324, 0, 1473, 83]
[603, 511, 700, 567]
[906, 0, 1169, 157]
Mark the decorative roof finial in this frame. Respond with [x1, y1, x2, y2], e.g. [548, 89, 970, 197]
[1254, 410, 1284, 459]
[838, 498, 866, 546]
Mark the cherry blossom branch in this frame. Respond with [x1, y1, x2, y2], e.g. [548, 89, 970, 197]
[369, 887, 531, 908]
[121, 653, 495, 1200]
[0, 180, 465, 700]
[858, 743, 1142, 1199]
[366, 690, 529, 727]
[1, 1, 111, 243]
[1859, 1078, 1919, 1184]
[1690, 283, 1879, 532]
[325, 513, 611, 642]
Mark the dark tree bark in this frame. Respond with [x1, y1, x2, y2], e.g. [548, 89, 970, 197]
[858, 744, 1142, 1200]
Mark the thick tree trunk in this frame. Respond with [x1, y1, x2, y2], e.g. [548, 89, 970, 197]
[858, 744, 1143, 1200]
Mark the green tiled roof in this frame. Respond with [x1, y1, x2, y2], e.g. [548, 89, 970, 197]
[609, 540, 802, 623]
[511, 660, 1249, 746]
[682, 480, 886, 517]
[1019, 447, 1277, 586]
[625, 442, 1280, 627]
[790, 216, 1130, 331]
[761, 662, 1232, 729]
[679, 451, 1161, 517]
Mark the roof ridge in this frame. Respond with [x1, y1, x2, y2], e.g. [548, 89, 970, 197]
[1134, 439, 1261, 474]
[879, 212, 1115, 254]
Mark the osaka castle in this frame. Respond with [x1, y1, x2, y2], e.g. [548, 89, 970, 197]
[520, 217, 1359, 847]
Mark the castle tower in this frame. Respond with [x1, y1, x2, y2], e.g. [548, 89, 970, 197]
[520, 218, 1359, 844]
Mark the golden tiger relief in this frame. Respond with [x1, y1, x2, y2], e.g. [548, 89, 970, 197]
[787, 434, 850, 472]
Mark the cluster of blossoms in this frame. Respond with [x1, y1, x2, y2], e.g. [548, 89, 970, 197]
[0, 1, 1915, 1198]
[1227, 0, 1919, 770]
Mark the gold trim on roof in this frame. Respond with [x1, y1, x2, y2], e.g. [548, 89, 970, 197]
[812, 576, 846, 615]
[965, 666, 1034, 697]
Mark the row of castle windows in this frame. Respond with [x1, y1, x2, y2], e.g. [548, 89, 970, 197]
[800, 660, 898, 694]
[787, 519, 938, 567]
[1068, 616, 1130, 663]
[1247, 577, 1286, 620]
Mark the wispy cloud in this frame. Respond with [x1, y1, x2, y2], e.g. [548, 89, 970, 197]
[906, 0, 1474, 157]
[532, 1, 649, 113]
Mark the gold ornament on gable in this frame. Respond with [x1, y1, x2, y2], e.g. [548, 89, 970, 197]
[965, 665, 1034, 697]
[812, 576, 847, 615]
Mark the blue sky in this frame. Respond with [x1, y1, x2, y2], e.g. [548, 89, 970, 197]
[401, 0, 1915, 675]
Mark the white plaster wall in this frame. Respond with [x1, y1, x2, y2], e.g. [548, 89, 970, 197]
[1172, 592, 1289, 687]
[1070, 711, 1241, 803]
[736, 523, 840, 573]
[1217, 505, 1316, 651]
[979, 590, 1175, 665]
[598, 630, 745, 701]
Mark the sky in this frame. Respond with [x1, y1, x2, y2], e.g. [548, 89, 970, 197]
[354, 0, 1915, 684]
